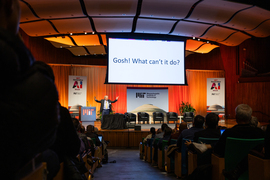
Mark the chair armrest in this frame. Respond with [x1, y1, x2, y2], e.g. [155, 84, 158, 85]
[248, 154, 270, 180]
[188, 151, 197, 175]
[211, 153, 225, 180]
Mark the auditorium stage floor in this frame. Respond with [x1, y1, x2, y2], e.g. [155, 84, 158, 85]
[94, 119, 240, 132]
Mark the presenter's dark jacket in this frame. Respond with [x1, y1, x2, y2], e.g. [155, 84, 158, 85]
[0, 28, 59, 177]
[95, 99, 118, 113]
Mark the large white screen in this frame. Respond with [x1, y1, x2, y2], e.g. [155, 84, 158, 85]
[108, 37, 186, 85]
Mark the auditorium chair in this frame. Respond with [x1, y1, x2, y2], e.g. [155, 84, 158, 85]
[139, 138, 145, 159]
[166, 112, 178, 124]
[183, 112, 194, 122]
[175, 138, 192, 178]
[211, 137, 264, 180]
[137, 112, 150, 124]
[146, 138, 155, 163]
[165, 139, 177, 173]
[158, 140, 168, 170]
[188, 137, 219, 175]
[152, 138, 160, 165]
[16, 154, 47, 180]
[153, 111, 164, 124]
[248, 153, 270, 180]
[124, 112, 136, 124]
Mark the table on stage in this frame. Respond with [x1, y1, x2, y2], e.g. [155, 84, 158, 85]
[101, 114, 128, 130]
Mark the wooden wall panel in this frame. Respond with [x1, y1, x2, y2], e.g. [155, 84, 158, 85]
[99, 131, 148, 148]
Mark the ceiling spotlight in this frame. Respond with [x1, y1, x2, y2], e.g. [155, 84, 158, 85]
[193, 37, 195, 39]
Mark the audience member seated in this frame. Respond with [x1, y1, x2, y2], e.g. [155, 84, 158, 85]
[72, 118, 92, 154]
[193, 113, 221, 142]
[171, 122, 187, 139]
[155, 123, 169, 139]
[86, 125, 102, 146]
[250, 116, 261, 128]
[158, 127, 173, 150]
[143, 127, 156, 143]
[177, 115, 204, 148]
[0, 1, 60, 177]
[191, 105, 265, 156]
[51, 105, 81, 162]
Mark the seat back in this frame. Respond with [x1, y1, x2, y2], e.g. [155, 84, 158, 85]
[225, 137, 264, 180]
[197, 137, 220, 166]
[161, 140, 169, 166]
[182, 138, 193, 175]
[170, 139, 177, 145]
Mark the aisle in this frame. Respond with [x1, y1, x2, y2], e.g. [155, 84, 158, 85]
[93, 149, 179, 180]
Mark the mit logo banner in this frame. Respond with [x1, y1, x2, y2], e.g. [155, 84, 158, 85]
[68, 75, 87, 107]
[207, 78, 225, 114]
[127, 87, 168, 112]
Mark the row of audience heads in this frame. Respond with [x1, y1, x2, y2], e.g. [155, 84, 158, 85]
[148, 104, 260, 136]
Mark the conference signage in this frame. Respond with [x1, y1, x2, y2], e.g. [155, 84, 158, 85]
[81, 107, 96, 122]
[127, 87, 168, 112]
[207, 78, 225, 114]
[68, 75, 87, 107]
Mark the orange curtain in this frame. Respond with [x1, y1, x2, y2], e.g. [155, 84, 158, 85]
[50, 64, 224, 116]
[187, 70, 225, 116]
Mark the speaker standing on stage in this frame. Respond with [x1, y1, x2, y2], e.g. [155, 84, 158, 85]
[94, 95, 119, 123]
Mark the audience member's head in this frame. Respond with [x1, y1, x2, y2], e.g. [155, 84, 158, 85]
[94, 127, 99, 133]
[0, 0, 21, 35]
[164, 127, 173, 137]
[161, 123, 168, 132]
[179, 122, 188, 132]
[250, 116, 261, 128]
[80, 126, 85, 133]
[34, 61, 55, 82]
[86, 125, 95, 133]
[235, 104, 252, 124]
[205, 113, 219, 129]
[72, 118, 80, 132]
[150, 127, 156, 135]
[193, 115, 205, 128]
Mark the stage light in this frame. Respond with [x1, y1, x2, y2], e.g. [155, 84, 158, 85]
[92, 32, 95, 34]
[193, 37, 195, 39]
[85, 32, 87, 34]
[198, 39, 200, 41]
[70, 33, 73, 35]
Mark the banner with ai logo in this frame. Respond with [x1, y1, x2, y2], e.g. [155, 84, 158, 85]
[68, 76, 87, 107]
[127, 87, 168, 112]
[207, 78, 225, 114]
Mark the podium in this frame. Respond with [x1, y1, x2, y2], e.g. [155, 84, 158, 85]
[81, 107, 96, 121]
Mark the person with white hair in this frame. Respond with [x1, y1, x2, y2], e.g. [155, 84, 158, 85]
[94, 95, 119, 123]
